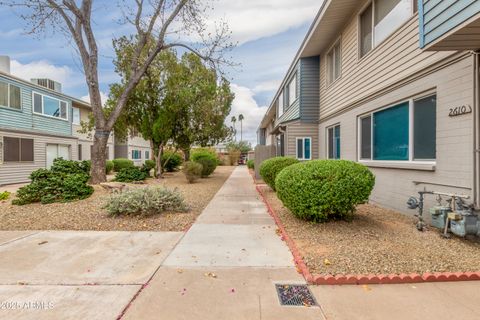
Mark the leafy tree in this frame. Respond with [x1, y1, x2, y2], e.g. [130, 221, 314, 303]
[226, 141, 252, 154]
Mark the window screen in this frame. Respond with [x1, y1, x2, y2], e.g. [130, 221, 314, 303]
[374, 0, 412, 46]
[361, 116, 372, 159]
[4, 137, 19, 162]
[414, 95, 436, 160]
[373, 102, 409, 160]
[360, 4, 373, 57]
[73, 107, 80, 125]
[9, 85, 21, 109]
[0, 82, 8, 107]
[33, 93, 43, 113]
[288, 74, 297, 105]
[60, 101, 67, 119]
[20, 138, 34, 161]
[297, 138, 304, 159]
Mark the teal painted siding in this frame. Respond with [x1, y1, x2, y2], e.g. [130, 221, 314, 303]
[420, 0, 480, 47]
[0, 74, 73, 136]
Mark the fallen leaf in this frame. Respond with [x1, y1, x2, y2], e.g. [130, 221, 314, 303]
[324, 258, 331, 266]
[204, 272, 217, 279]
[38, 241, 48, 245]
[177, 269, 184, 274]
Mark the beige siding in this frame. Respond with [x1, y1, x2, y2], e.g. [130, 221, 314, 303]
[318, 56, 474, 214]
[285, 121, 319, 159]
[0, 130, 78, 185]
[320, 12, 457, 120]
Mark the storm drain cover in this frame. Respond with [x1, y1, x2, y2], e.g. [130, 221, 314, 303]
[275, 284, 318, 307]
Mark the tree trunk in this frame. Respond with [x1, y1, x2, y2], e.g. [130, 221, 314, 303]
[90, 130, 110, 184]
[155, 143, 164, 178]
[183, 148, 191, 161]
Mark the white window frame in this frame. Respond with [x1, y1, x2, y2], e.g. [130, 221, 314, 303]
[358, 0, 417, 60]
[32, 91, 69, 121]
[357, 92, 437, 168]
[326, 39, 342, 85]
[0, 81, 22, 110]
[72, 107, 81, 125]
[287, 73, 298, 107]
[296, 137, 312, 161]
[326, 124, 341, 159]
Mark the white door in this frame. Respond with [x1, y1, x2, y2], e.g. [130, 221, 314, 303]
[46, 144, 70, 169]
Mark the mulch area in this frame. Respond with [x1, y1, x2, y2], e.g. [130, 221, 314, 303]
[0, 166, 235, 232]
[259, 185, 480, 276]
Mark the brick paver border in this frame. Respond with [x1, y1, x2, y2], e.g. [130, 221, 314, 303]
[255, 184, 480, 285]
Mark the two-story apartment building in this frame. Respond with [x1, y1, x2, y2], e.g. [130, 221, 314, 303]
[258, 0, 480, 214]
[114, 131, 152, 167]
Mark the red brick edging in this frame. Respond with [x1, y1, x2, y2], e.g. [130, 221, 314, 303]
[255, 185, 480, 285]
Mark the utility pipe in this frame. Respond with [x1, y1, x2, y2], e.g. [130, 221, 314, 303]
[473, 51, 480, 210]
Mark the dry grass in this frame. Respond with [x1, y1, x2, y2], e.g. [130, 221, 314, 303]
[0, 166, 234, 232]
[260, 185, 480, 276]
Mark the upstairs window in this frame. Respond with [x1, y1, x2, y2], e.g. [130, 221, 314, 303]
[72, 107, 80, 125]
[327, 125, 341, 159]
[33, 92, 68, 120]
[0, 81, 21, 110]
[327, 41, 341, 84]
[287, 74, 297, 106]
[296, 137, 311, 160]
[360, 0, 414, 57]
[278, 91, 284, 118]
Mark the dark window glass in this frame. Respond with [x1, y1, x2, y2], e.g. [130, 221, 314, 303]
[414, 95, 436, 160]
[20, 138, 34, 161]
[373, 102, 409, 160]
[33, 93, 43, 113]
[361, 116, 372, 159]
[328, 126, 341, 159]
[78, 144, 82, 161]
[328, 127, 334, 159]
[0, 82, 8, 106]
[360, 4, 373, 57]
[304, 138, 311, 159]
[297, 138, 303, 159]
[4, 137, 20, 162]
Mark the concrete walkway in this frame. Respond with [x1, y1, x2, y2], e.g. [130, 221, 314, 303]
[123, 166, 325, 319]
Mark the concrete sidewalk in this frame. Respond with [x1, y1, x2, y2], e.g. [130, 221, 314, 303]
[123, 166, 325, 319]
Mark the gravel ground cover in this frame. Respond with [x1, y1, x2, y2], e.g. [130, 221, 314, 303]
[259, 185, 480, 276]
[0, 166, 234, 232]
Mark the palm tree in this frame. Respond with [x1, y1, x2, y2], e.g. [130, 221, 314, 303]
[238, 114, 244, 142]
[231, 116, 237, 141]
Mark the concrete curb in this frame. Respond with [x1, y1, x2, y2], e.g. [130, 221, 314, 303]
[255, 185, 480, 286]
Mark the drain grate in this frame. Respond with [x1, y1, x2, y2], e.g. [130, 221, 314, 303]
[275, 284, 318, 307]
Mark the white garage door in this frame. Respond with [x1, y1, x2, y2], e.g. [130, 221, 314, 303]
[46, 144, 70, 169]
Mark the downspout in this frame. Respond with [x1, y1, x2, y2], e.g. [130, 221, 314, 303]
[473, 51, 480, 210]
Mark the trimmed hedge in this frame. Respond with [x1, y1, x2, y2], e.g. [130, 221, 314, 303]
[259, 157, 299, 191]
[115, 166, 148, 182]
[113, 158, 134, 172]
[191, 151, 217, 178]
[275, 160, 375, 222]
[247, 159, 254, 169]
[161, 151, 183, 172]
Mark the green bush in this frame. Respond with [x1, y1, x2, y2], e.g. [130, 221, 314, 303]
[106, 160, 114, 174]
[191, 151, 217, 178]
[161, 151, 183, 172]
[247, 159, 254, 169]
[182, 161, 203, 183]
[275, 160, 375, 222]
[12, 159, 93, 205]
[144, 159, 156, 171]
[259, 157, 299, 191]
[115, 167, 148, 183]
[104, 186, 189, 216]
[113, 158, 134, 172]
[0, 191, 11, 201]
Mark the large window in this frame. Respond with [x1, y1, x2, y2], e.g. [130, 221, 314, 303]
[33, 92, 68, 120]
[359, 94, 436, 161]
[327, 125, 341, 159]
[0, 81, 21, 110]
[132, 149, 142, 160]
[360, 0, 414, 57]
[287, 74, 297, 106]
[327, 41, 341, 84]
[278, 91, 284, 118]
[3, 137, 34, 162]
[296, 137, 311, 160]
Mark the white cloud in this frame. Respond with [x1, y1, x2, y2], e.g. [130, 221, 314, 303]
[10, 59, 74, 87]
[252, 79, 282, 93]
[81, 92, 109, 106]
[204, 0, 321, 44]
[228, 83, 268, 145]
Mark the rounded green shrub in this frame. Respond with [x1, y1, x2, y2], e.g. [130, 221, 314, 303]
[144, 159, 156, 171]
[182, 161, 203, 183]
[113, 158, 134, 172]
[259, 157, 299, 191]
[161, 151, 183, 172]
[275, 160, 375, 222]
[106, 160, 114, 174]
[115, 167, 148, 183]
[191, 151, 217, 178]
[247, 159, 254, 169]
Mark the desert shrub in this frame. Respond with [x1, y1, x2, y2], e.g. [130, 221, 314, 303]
[113, 158, 134, 172]
[115, 167, 148, 183]
[0, 191, 11, 201]
[191, 151, 217, 177]
[229, 150, 241, 165]
[247, 159, 254, 169]
[191, 148, 217, 158]
[106, 160, 114, 174]
[161, 151, 183, 172]
[182, 161, 203, 183]
[259, 157, 299, 191]
[104, 186, 189, 216]
[275, 160, 375, 222]
[12, 159, 93, 205]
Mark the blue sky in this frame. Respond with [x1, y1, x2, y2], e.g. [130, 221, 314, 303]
[0, 0, 320, 144]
